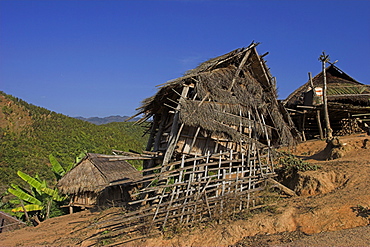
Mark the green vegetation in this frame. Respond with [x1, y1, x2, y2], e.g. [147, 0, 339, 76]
[7, 170, 67, 223]
[1, 153, 91, 223]
[277, 151, 320, 178]
[49, 152, 85, 180]
[0, 91, 148, 193]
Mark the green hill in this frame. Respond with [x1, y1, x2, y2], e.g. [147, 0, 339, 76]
[0, 91, 148, 193]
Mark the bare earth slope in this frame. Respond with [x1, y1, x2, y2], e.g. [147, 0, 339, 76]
[1, 134, 369, 246]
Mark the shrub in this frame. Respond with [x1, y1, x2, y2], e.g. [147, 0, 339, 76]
[277, 151, 320, 178]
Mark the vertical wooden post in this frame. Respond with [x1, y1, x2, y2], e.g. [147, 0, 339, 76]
[316, 109, 324, 139]
[20, 200, 31, 224]
[319, 52, 333, 139]
[145, 114, 159, 152]
[302, 110, 306, 142]
[308, 72, 314, 89]
[309, 72, 324, 139]
[161, 85, 190, 169]
[0, 218, 4, 233]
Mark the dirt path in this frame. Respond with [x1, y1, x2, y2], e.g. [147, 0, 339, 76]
[1, 134, 369, 246]
[233, 225, 370, 246]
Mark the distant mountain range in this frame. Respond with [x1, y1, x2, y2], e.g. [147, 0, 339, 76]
[74, 115, 139, 125]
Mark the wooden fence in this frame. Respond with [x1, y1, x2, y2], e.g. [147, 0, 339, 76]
[93, 144, 276, 244]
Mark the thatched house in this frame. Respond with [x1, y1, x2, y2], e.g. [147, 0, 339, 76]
[96, 42, 302, 233]
[133, 42, 303, 174]
[284, 64, 370, 139]
[0, 211, 25, 233]
[135, 42, 299, 168]
[57, 153, 142, 210]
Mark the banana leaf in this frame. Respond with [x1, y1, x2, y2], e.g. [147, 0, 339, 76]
[0, 208, 13, 214]
[7, 188, 42, 205]
[16, 171, 67, 202]
[12, 204, 44, 212]
[49, 154, 66, 177]
[17, 171, 44, 192]
[10, 183, 36, 198]
[9, 198, 21, 204]
[40, 187, 66, 202]
[10, 183, 22, 190]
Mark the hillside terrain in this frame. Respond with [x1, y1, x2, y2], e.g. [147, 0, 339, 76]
[0, 133, 369, 246]
[0, 91, 148, 193]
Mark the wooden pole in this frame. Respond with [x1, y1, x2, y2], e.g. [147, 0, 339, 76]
[316, 109, 324, 139]
[319, 51, 333, 139]
[161, 85, 190, 169]
[228, 49, 252, 91]
[309, 72, 324, 139]
[20, 200, 31, 224]
[302, 110, 306, 142]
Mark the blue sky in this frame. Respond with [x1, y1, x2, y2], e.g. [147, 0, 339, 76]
[1, 0, 369, 117]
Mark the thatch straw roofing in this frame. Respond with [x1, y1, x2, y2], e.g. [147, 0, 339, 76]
[284, 65, 370, 108]
[136, 42, 299, 146]
[57, 153, 142, 194]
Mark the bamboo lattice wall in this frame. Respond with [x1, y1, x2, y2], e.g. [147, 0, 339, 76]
[96, 147, 276, 239]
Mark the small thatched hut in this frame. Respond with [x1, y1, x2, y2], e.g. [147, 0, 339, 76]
[284, 64, 370, 139]
[57, 153, 142, 210]
[0, 211, 25, 233]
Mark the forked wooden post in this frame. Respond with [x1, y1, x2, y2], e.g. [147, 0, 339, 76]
[319, 51, 333, 139]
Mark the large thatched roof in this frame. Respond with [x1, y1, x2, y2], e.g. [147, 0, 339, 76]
[57, 153, 142, 194]
[284, 64, 370, 108]
[136, 42, 299, 147]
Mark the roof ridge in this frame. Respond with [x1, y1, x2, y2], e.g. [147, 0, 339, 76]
[87, 153, 110, 184]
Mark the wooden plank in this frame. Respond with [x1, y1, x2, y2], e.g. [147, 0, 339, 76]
[352, 113, 370, 117]
[162, 85, 190, 169]
[267, 178, 297, 197]
[228, 49, 252, 91]
[188, 127, 201, 154]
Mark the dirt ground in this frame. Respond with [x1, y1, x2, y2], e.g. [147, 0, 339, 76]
[1, 133, 369, 246]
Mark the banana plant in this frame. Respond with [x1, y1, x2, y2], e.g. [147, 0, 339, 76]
[4, 152, 86, 222]
[16, 171, 66, 202]
[7, 171, 67, 221]
[8, 183, 43, 214]
[49, 154, 66, 179]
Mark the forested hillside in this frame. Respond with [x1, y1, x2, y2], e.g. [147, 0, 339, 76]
[0, 91, 148, 193]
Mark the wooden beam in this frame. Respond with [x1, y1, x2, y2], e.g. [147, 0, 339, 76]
[161, 85, 190, 170]
[228, 49, 252, 91]
[267, 178, 297, 197]
[316, 109, 324, 139]
[353, 113, 370, 117]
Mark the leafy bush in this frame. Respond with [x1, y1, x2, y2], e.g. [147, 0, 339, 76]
[277, 151, 320, 178]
